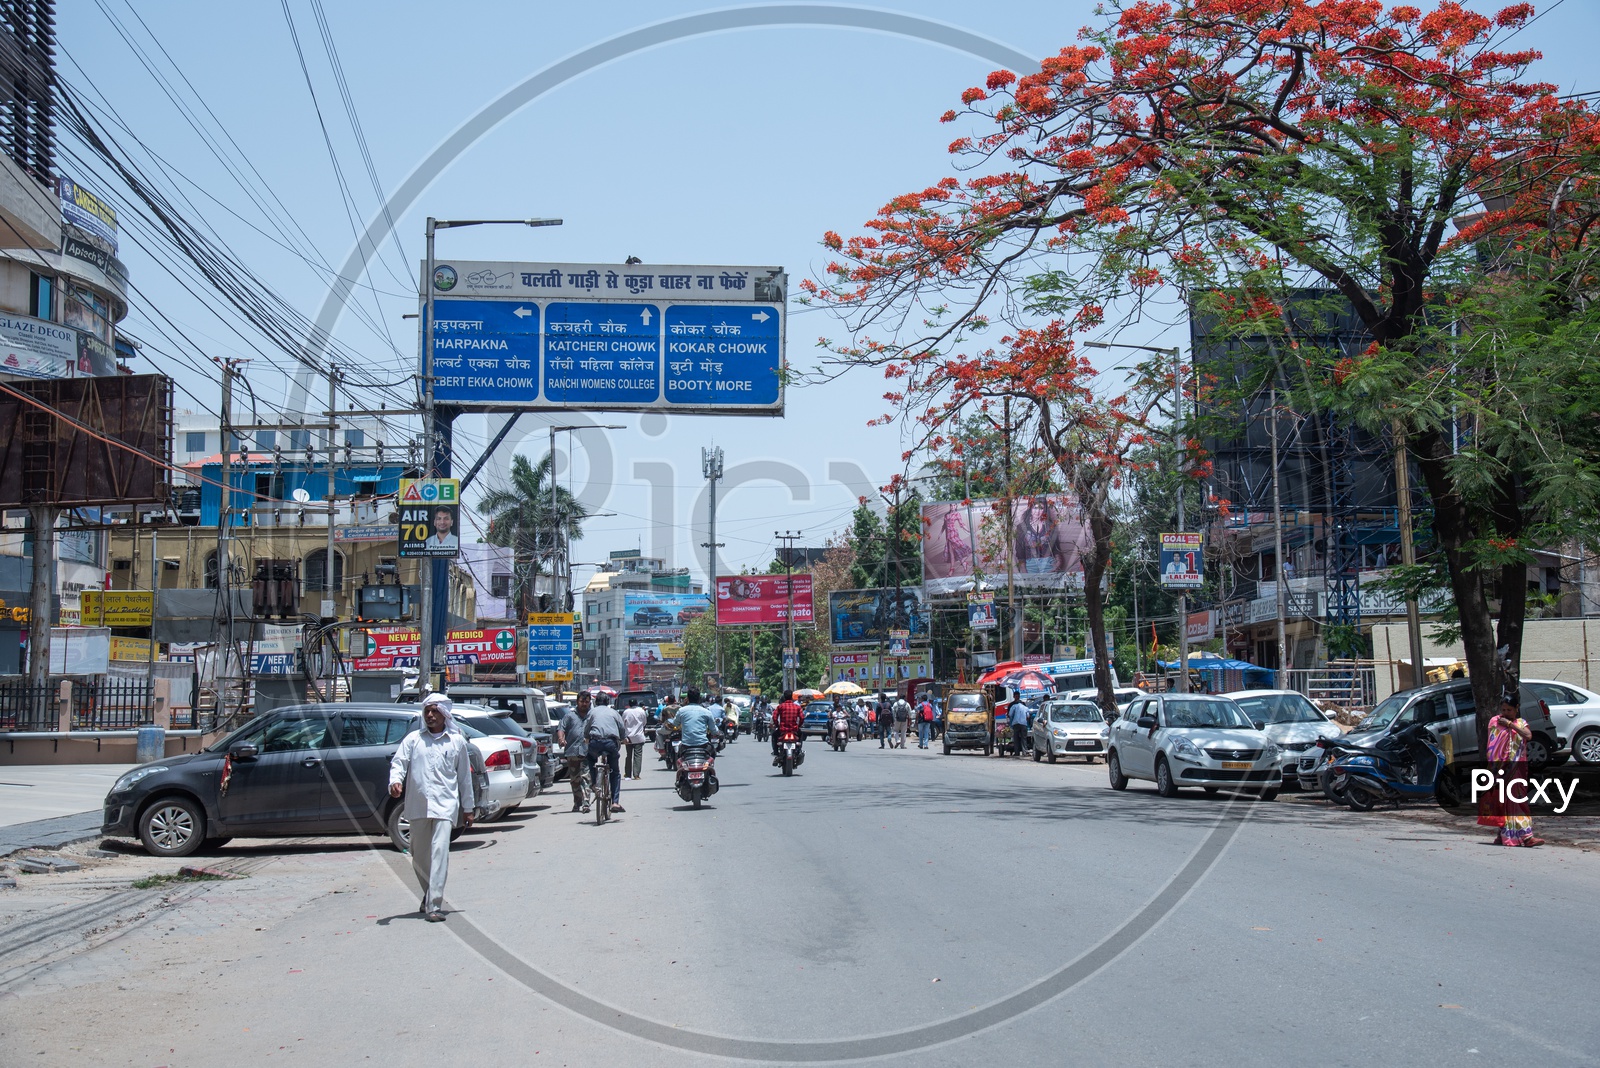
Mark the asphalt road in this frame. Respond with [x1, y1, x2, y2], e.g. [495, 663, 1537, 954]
[3, 735, 1598, 1067]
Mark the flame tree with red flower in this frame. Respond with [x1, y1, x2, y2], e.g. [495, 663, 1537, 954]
[809, 0, 1600, 738]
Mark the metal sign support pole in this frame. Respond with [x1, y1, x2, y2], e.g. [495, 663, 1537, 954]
[419, 218, 437, 694]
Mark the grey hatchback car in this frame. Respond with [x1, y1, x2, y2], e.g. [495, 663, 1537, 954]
[101, 703, 459, 858]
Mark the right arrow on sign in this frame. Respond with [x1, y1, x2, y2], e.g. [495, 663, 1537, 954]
[751, 310, 770, 322]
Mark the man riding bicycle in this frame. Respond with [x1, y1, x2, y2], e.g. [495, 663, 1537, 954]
[585, 695, 627, 813]
[771, 690, 805, 765]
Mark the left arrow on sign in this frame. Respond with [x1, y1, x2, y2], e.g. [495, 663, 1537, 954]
[513, 306, 532, 318]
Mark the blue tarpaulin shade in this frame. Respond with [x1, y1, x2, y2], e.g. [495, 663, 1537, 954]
[1156, 656, 1275, 687]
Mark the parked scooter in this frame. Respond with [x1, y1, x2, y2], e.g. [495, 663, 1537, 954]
[774, 727, 805, 776]
[1323, 723, 1461, 810]
[674, 744, 719, 808]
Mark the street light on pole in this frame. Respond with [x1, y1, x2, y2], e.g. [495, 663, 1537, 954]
[546, 424, 622, 612]
[1084, 339, 1188, 693]
[419, 216, 561, 694]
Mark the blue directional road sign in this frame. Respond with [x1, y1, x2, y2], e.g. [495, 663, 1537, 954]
[542, 302, 659, 405]
[663, 304, 781, 406]
[527, 619, 576, 679]
[429, 299, 540, 405]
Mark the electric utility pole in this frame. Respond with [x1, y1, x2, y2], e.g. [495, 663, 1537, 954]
[701, 446, 724, 689]
[776, 530, 802, 695]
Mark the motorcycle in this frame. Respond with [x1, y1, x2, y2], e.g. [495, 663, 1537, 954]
[753, 715, 769, 743]
[674, 744, 719, 808]
[656, 728, 678, 771]
[829, 714, 851, 752]
[1321, 723, 1460, 811]
[774, 728, 805, 776]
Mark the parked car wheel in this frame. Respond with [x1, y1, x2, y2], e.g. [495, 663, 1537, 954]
[1047, 748, 1057, 764]
[1032, 747, 1042, 763]
[1572, 727, 1600, 766]
[138, 796, 205, 858]
[1107, 750, 1128, 790]
[942, 739, 951, 755]
[1258, 788, 1279, 802]
[1154, 756, 1178, 798]
[1526, 733, 1553, 772]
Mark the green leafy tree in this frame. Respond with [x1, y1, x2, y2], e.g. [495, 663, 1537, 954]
[477, 453, 587, 620]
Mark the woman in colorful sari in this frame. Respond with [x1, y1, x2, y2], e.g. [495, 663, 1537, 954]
[1478, 694, 1546, 847]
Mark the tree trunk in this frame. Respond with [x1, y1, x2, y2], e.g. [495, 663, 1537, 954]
[1412, 431, 1503, 749]
[1076, 487, 1118, 713]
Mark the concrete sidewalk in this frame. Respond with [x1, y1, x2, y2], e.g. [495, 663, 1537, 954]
[0, 764, 132, 828]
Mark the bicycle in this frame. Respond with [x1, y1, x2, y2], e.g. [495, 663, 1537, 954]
[590, 749, 613, 825]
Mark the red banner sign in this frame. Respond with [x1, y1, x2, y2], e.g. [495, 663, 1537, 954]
[715, 574, 814, 626]
[352, 626, 518, 671]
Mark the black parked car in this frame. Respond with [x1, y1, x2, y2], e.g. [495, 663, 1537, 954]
[101, 703, 466, 858]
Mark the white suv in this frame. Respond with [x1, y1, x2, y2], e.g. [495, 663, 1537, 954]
[1107, 694, 1283, 800]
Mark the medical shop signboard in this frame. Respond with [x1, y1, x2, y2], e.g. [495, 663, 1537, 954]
[425, 261, 786, 415]
[398, 478, 460, 559]
[352, 626, 517, 671]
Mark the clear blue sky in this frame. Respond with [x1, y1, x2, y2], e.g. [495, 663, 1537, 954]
[56, 1, 1600, 587]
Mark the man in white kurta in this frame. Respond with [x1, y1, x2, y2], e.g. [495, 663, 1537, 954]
[388, 695, 475, 921]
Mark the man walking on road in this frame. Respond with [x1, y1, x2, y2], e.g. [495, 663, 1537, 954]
[916, 695, 934, 749]
[558, 691, 592, 812]
[891, 694, 912, 749]
[1007, 699, 1030, 758]
[877, 694, 891, 748]
[388, 694, 475, 922]
[623, 699, 648, 780]
[586, 695, 627, 813]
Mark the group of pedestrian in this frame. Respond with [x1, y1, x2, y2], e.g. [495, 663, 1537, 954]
[866, 692, 936, 749]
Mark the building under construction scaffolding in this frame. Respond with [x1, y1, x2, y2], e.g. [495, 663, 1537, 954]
[1191, 290, 1405, 672]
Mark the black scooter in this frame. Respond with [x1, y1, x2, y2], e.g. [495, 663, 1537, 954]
[675, 744, 719, 808]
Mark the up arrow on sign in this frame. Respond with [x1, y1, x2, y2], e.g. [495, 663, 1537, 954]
[639, 307, 653, 326]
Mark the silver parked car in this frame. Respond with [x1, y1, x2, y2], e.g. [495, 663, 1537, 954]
[1107, 693, 1282, 799]
[1224, 690, 1342, 789]
[1521, 679, 1598, 764]
[1031, 699, 1109, 763]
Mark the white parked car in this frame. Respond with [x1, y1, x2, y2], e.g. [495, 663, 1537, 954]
[1223, 690, 1342, 789]
[1031, 699, 1109, 762]
[457, 722, 528, 821]
[1523, 679, 1600, 765]
[1066, 687, 1146, 712]
[1107, 693, 1283, 800]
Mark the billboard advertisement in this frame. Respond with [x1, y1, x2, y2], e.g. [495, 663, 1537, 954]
[352, 626, 518, 671]
[715, 574, 814, 626]
[1160, 533, 1204, 588]
[828, 650, 931, 683]
[827, 587, 930, 646]
[628, 641, 685, 664]
[921, 496, 1090, 595]
[622, 592, 710, 632]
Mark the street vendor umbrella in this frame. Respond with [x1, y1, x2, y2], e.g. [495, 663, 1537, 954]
[825, 680, 865, 695]
[587, 684, 618, 697]
[976, 661, 1056, 693]
[794, 687, 825, 700]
